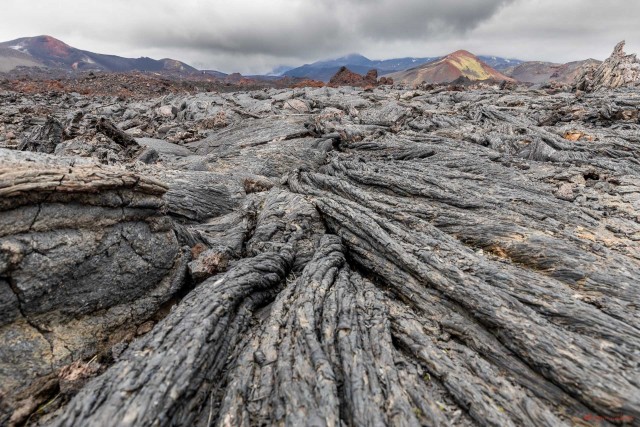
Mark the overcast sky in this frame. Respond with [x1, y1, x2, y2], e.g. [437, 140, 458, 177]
[1, 0, 639, 74]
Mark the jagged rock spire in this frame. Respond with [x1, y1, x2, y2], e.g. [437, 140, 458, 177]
[612, 40, 627, 58]
[575, 40, 640, 91]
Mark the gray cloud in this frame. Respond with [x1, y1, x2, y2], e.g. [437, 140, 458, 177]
[125, 0, 514, 56]
[347, 0, 514, 38]
[1, 0, 639, 74]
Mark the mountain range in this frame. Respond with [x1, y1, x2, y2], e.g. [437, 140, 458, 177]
[279, 53, 523, 82]
[280, 54, 437, 82]
[0, 35, 602, 87]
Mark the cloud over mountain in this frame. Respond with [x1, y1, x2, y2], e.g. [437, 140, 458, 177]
[1, 0, 639, 74]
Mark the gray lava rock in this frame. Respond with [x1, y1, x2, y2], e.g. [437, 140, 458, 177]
[17, 116, 64, 153]
[0, 150, 188, 421]
[1, 79, 639, 427]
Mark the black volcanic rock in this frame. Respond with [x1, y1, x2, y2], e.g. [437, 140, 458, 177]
[1, 81, 640, 426]
[17, 116, 64, 153]
[0, 151, 188, 425]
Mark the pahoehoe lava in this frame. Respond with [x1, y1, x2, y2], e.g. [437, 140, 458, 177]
[1, 50, 640, 426]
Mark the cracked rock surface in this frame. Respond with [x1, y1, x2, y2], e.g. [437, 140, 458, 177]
[1, 82, 639, 426]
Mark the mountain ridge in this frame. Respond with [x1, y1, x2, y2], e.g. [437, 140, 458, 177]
[0, 35, 200, 74]
[503, 59, 601, 84]
[281, 53, 438, 82]
[0, 35, 605, 87]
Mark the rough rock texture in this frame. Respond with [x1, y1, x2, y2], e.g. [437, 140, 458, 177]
[1, 80, 640, 426]
[16, 116, 65, 154]
[0, 150, 190, 425]
[575, 41, 640, 92]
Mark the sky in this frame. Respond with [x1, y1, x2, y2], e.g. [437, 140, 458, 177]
[1, 0, 639, 74]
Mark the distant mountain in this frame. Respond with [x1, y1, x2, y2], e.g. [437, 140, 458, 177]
[3, 36, 597, 88]
[0, 35, 199, 74]
[200, 69, 229, 79]
[477, 55, 523, 71]
[282, 53, 437, 82]
[388, 50, 513, 85]
[503, 59, 601, 84]
[281, 53, 524, 82]
[0, 47, 41, 73]
[268, 65, 294, 76]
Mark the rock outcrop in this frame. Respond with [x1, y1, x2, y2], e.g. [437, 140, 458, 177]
[575, 41, 640, 91]
[328, 66, 391, 87]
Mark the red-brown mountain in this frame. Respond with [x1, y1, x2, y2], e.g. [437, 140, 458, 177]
[0, 35, 197, 74]
[388, 50, 513, 85]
